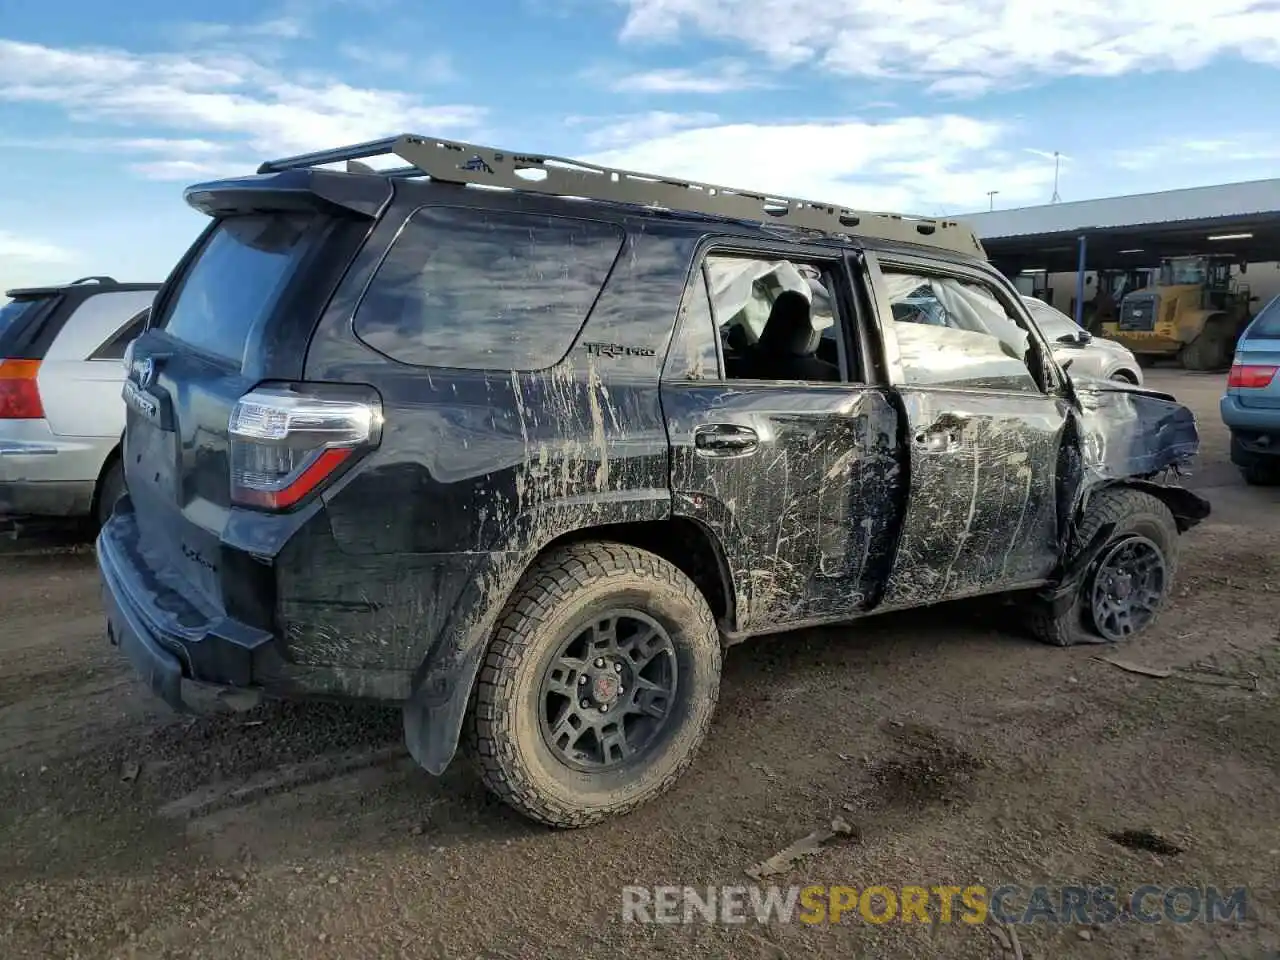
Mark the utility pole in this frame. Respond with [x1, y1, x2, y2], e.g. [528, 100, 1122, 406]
[987, 190, 999, 211]
[1051, 152, 1062, 203]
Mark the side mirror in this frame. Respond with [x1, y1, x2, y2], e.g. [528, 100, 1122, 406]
[1078, 330, 1093, 345]
[1057, 333, 1078, 344]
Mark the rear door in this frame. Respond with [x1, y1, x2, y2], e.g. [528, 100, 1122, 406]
[662, 243, 905, 635]
[1232, 296, 1280, 410]
[865, 251, 1075, 608]
[123, 211, 334, 607]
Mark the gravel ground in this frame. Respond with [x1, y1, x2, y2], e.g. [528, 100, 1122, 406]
[1, 369, 1277, 960]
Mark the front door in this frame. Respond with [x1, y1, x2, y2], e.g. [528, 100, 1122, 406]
[661, 246, 904, 635]
[865, 252, 1074, 609]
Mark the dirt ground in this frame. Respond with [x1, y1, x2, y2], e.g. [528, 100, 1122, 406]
[2, 369, 1278, 960]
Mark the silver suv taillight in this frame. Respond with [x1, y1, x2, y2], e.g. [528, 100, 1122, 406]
[228, 385, 382, 510]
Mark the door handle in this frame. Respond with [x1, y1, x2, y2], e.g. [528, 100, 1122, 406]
[914, 428, 962, 453]
[694, 424, 759, 456]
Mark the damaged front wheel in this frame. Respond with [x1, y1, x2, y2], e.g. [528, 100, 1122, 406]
[1023, 488, 1179, 646]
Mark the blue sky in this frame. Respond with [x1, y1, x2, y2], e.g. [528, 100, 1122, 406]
[2, 0, 1279, 292]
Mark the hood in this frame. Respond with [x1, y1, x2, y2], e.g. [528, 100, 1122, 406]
[1071, 375, 1199, 481]
[1087, 335, 1136, 358]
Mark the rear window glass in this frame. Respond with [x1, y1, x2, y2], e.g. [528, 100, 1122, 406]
[1245, 295, 1280, 340]
[91, 307, 150, 361]
[353, 206, 625, 371]
[158, 213, 315, 363]
[0, 297, 43, 338]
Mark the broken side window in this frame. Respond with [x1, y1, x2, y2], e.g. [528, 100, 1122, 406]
[702, 253, 847, 383]
[882, 269, 1040, 394]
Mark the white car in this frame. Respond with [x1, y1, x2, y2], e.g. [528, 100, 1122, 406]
[1020, 295, 1144, 385]
[1, 276, 159, 529]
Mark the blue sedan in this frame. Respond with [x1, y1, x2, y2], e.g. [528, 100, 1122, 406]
[1221, 294, 1280, 485]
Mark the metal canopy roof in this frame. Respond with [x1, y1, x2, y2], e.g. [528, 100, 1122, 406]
[965, 178, 1280, 273]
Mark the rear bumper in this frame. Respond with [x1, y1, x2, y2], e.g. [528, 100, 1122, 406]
[0, 421, 115, 517]
[97, 507, 277, 711]
[0, 478, 95, 517]
[1221, 394, 1280, 467]
[1220, 393, 1280, 431]
[97, 502, 414, 707]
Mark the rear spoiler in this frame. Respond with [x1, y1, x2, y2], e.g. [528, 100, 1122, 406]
[183, 168, 392, 220]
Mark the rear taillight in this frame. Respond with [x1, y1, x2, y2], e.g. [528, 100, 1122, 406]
[1227, 363, 1278, 389]
[228, 385, 382, 510]
[0, 360, 45, 419]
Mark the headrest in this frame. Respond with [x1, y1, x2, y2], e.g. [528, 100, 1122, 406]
[758, 290, 817, 357]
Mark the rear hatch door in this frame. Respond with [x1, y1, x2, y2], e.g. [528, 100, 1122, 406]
[123, 210, 329, 612]
[1232, 298, 1280, 410]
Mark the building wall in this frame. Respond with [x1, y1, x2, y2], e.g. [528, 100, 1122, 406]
[1034, 261, 1280, 315]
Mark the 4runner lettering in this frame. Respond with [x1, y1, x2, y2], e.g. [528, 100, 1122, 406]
[96, 132, 1209, 830]
[584, 342, 658, 359]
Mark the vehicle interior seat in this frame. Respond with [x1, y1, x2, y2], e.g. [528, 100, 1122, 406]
[722, 323, 752, 378]
[743, 290, 840, 381]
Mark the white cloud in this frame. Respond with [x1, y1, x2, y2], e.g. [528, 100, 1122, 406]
[339, 45, 457, 84]
[0, 135, 250, 181]
[616, 0, 1280, 94]
[172, 17, 309, 44]
[0, 38, 486, 177]
[566, 110, 723, 150]
[0, 230, 77, 266]
[608, 59, 772, 93]
[581, 115, 1057, 215]
[1113, 136, 1280, 172]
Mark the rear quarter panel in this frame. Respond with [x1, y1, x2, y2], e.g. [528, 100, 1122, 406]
[297, 205, 695, 682]
[38, 290, 155, 440]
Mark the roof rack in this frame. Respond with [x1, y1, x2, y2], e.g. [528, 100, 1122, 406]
[257, 133, 987, 258]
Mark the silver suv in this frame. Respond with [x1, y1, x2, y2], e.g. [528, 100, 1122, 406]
[1, 276, 159, 529]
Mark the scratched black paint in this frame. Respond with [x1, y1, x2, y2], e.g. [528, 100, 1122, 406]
[98, 171, 1208, 779]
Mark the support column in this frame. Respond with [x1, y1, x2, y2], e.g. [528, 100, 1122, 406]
[1073, 234, 1088, 327]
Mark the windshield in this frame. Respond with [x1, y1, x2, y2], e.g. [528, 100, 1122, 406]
[1245, 295, 1280, 340]
[1160, 258, 1207, 286]
[158, 213, 316, 364]
[1024, 299, 1082, 341]
[0, 297, 43, 339]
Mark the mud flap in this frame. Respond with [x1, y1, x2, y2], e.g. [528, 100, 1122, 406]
[402, 644, 486, 776]
[1124, 480, 1211, 532]
[1035, 521, 1117, 618]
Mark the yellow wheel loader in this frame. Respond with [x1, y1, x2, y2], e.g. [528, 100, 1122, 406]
[1103, 255, 1256, 370]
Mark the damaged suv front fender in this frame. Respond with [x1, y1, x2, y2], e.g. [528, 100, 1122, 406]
[1073, 376, 1202, 488]
[1036, 376, 1210, 612]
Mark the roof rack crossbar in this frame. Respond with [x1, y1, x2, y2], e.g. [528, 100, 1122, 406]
[257, 137, 402, 174]
[257, 133, 986, 256]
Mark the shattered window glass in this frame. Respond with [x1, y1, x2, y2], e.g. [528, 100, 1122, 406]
[703, 254, 846, 381]
[883, 270, 1040, 393]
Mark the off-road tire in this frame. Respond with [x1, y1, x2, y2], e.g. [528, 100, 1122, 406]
[1179, 316, 1232, 372]
[93, 457, 125, 532]
[465, 541, 722, 828]
[1022, 487, 1179, 647]
[1241, 462, 1280, 486]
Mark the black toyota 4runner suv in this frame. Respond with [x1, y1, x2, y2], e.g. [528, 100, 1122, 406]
[99, 134, 1209, 828]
